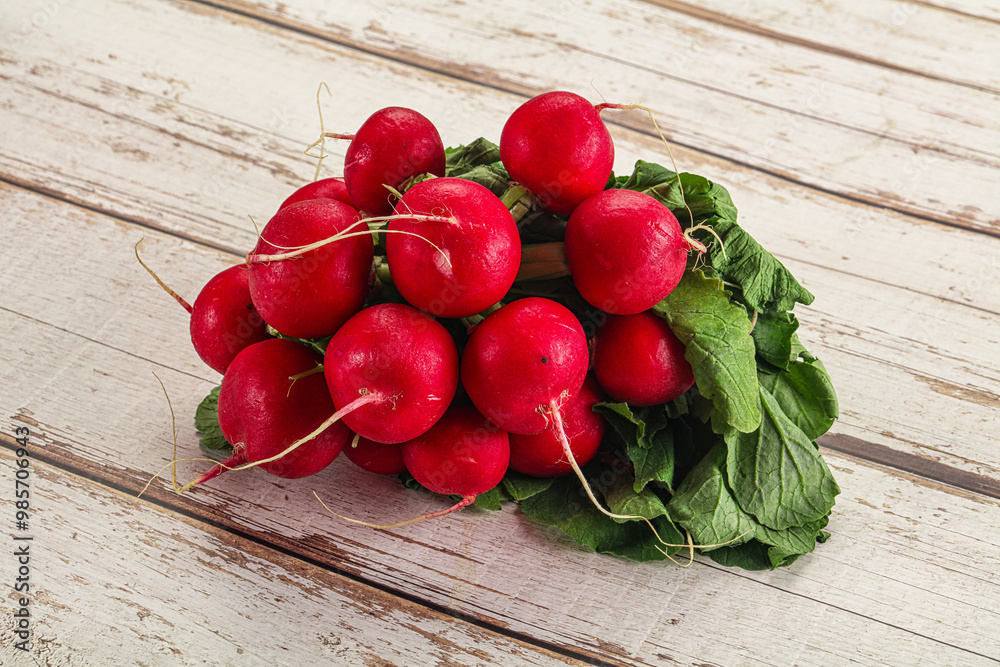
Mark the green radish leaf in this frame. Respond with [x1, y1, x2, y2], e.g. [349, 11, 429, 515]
[758, 355, 839, 440]
[752, 311, 799, 370]
[501, 472, 555, 500]
[628, 437, 675, 495]
[654, 269, 761, 433]
[472, 486, 506, 510]
[667, 445, 757, 551]
[398, 472, 511, 511]
[520, 473, 685, 561]
[706, 540, 774, 570]
[593, 402, 669, 450]
[445, 137, 501, 173]
[725, 388, 840, 530]
[755, 515, 830, 568]
[194, 386, 232, 458]
[669, 443, 833, 567]
[444, 138, 510, 196]
[618, 161, 813, 312]
[603, 472, 671, 523]
[451, 164, 510, 197]
[593, 402, 676, 494]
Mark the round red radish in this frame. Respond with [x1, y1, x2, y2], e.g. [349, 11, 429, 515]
[500, 91, 614, 215]
[592, 311, 695, 406]
[508, 374, 606, 477]
[248, 199, 373, 339]
[189, 265, 270, 374]
[210, 338, 350, 482]
[324, 303, 459, 444]
[565, 189, 687, 315]
[402, 404, 509, 498]
[462, 297, 588, 435]
[386, 178, 520, 318]
[344, 107, 446, 217]
[279, 177, 355, 210]
[344, 436, 407, 476]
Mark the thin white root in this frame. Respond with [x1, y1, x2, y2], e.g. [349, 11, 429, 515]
[314, 492, 475, 529]
[595, 103, 695, 234]
[547, 399, 753, 560]
[684, 222, 727, 260]
[225, 392, 381, 473]
[306, 82, 333, 181]
[134, 238, 193, 313]
[249, 216, 455, 267]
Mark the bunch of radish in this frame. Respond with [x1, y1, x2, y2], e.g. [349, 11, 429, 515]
[145, 91, 841, 570]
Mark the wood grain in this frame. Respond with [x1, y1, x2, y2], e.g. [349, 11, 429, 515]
[2, 33, 999, 317]
[639, 0, 1000, 92]
[2, 0, 1000, 664]
[1, 184, 999, 665]
[2, 0, 998, 239]
[195, 0, 1000, 234]
[0, 449, 588, 666]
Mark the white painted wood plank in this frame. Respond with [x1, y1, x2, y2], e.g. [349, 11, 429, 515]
[2, 185, 999, 665]
[1, 39, 999, 321]
[1, 0, 998, 237]
[0, 450, 583, 666]
[917, 0, 1000, 22]
[212, 0, 1000, 229]
[645, 0, 1000, 92]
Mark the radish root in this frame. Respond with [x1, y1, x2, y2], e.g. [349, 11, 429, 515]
[177, 391, 383, 494]
[595, 102, 695, 237]
[140, 372, 226, 498]
[134, 238, 193, 313]
[248, 216, 455, 267]
[314, 491, 476, 530]
[546, 398, 750, 562]
[304, 82, 333, 181]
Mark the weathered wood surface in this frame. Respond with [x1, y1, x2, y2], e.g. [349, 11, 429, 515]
[0, 449, 586, 667]
[2, 184, 999, 665]
[1, 0, 998, 485]
[208, 0, 1000, 234]
[1, 0, 999, 664]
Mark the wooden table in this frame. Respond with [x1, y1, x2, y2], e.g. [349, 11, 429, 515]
[1, 1, 997, 664]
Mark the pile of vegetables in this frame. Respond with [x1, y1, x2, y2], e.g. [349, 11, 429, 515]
[152, 91, 840, 570]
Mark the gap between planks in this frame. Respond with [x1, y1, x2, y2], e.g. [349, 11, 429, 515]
[0, 427, 626, 667]
[905, 0, 1000, 24]
[637, 0, 998, 94]
[189, 0, 1000, 241]
[2, 421, 998, 665]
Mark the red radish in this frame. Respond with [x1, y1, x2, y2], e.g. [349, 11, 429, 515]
[324, 303, 459, 444]
[509, 374, 606, 477]
[461, 297, 588, 435]
[386, 178, 521, 318]
[592, 311, 695, 406]
[248, 199, 373, 338]
[344, 436, 407, 475]
[500, 91, 614, 215]
[279, 177, 355, 210]
[462, 297, 669, 537]
[134, 242, 269, 375]
[189, 265, 271, 374]
[565, 189, 688, 315]
[320, 405, 508, 529]
[402, 404, 509, 509]
[343, 107, 446, 217]
[190, 338, 351, 488]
